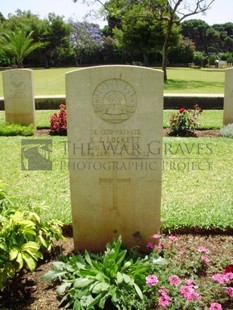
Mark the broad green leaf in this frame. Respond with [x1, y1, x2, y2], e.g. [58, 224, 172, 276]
[38, 235, 48, 248]
[116, 271, 123, 284]
[133, 282, 143, 300]
[122, 261, 131, 269]
[81, 294, 95, 307]
[74, 278, 93, 288]
[91, 282, 109, 294]
[98, 293, 109, 309]
[122, 273, 131, 283]
[152, 257, 169, 266]
[73, 299, 82, 310]
[22, 241, 40, 252]
[16, 252, 23, 270]
[42, 270, 67, 281]
[9, 247, 19, 261]
[84, 250, 93, 266]
[56, 281, 72, 296]
[22, 252, 37, 271]
[52, 261, 67, 270]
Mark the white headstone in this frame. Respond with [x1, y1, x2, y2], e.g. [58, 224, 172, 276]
[66, 65, 163, 252]
[223, 68, 233, 125]
[2, 69, 35, 127]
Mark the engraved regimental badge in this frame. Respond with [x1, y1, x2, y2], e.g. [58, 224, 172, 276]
[92, 79, 137, 123]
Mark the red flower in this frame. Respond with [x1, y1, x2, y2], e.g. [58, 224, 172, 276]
[179, 108, 186, 113]
[224, 264, 233, 274]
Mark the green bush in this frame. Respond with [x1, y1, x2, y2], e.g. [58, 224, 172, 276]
[0, 122, 34, 136]
[193, 51, 207, 67]
[0, 182, 65, 290]
[168, 105, 202, 136]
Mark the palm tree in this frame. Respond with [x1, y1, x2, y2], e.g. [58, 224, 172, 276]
[0, 30, 43, 67]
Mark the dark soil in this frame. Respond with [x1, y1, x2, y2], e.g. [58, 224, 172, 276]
[35, 129, 221, 138]
[0, 233, 232, 310]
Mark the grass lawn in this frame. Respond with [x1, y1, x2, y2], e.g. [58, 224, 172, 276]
[0, 67, 225, 96]
[164, 67, 225, 94]
[0, 135, 232, 231]
[0, 109, 224, 131]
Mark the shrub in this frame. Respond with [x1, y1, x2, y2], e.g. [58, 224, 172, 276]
[50, 104, 67, 135]
[220, 123, 233, 138]
[193, 51, 207, 67]
[168, 105, 202, 136]
[0, 123, 34, 136]
[0, 183, 65, 290]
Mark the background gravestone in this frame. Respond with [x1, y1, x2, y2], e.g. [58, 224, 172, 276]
[2, 69, 36, 127]
[66, 65, 163, 252]
[223, 67, 233, 125]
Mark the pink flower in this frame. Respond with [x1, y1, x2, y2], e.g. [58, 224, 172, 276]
[180, 285, 200, 302]
[158, 242, 164, 250]
[202, 255, 211, 264]
[225, 272, 233, 281]
[146, 275, 158, 286]
[186, 279, 194, 286]
[187, 291, 200, 302]
[151, 234, 161, 239]
[168, 275, 181, 286]
[198, 246, 209, 254]
[226, 286, 233, 298]
[180, 285, 194, 297]
[209, 303, 223, 310]
[168, 236, 178, 241]
[212, 273, 228, 284]
[147, 242, 155, 249]
[158, 295, 171, 307]
[158, 287, 169, 296]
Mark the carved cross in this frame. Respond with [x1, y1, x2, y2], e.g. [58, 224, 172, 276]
[99, 169, 131, 211]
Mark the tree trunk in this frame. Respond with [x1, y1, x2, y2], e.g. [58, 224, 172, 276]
[143, 51, 149, 67]
[162, 17, 174, 82]
[162, 42, 168, 82]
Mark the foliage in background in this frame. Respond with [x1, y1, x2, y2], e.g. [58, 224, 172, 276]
[43, 235, 233, 309]
[70, 21, 104, 65]
[0, 7, 233, 68]
[0, 182, 65, 290]
[50, 104, 67, 135]
[168, 105, 203, 136]
[182, 19, 233, 55]
[220, 123, 233, 139]
[0, 30, 43, 67]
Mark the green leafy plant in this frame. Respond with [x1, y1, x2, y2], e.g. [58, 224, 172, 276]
[50, 104, 67, 135]
[0, 30, 43, 68]
[42, 236, 167, 310]
[220, 123, 233, 138]
[0, 184, 65, 290]
[0, 122, 34, 136]
[43, 235, 233, 309]
[168, 104, 202, 136]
